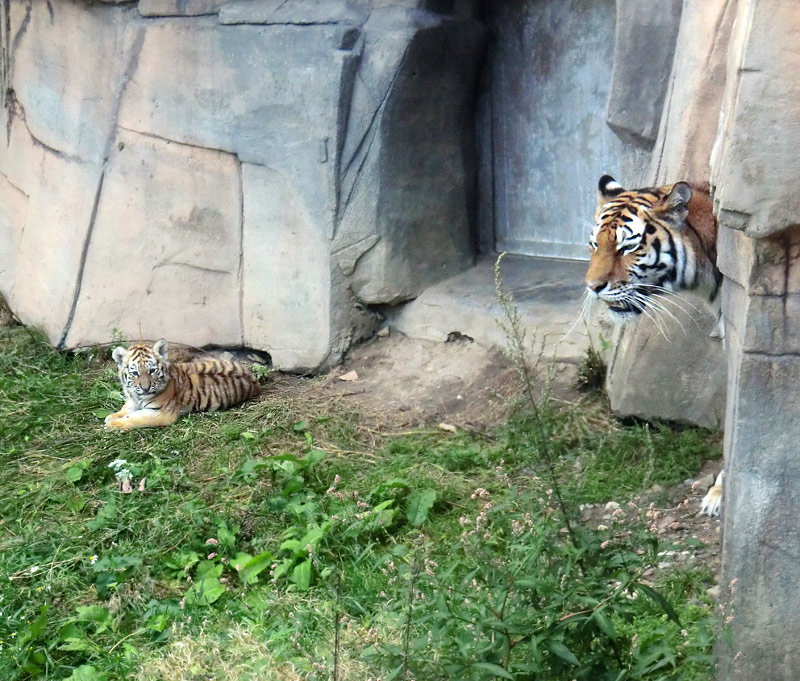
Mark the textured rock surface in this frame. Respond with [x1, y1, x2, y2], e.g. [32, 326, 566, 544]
[241, 163, 332, 370]
[606, 0, 682, 146]
[64, 129, 243, 349]
[391, 256, 595, 362]
[712, 0, 800, 238]
[138, 1, 229, 17]
[603, 0, 733, 427]
[0, 0, 484, 370]
[652, 0, 735, 184]
[711, 2, 800, 677]
[487, 0, 648, 261]
[605, 304, 726, 429]
[336, 7, 484, 304]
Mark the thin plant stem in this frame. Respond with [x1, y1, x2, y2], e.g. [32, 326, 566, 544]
[494, 253, 581, 553]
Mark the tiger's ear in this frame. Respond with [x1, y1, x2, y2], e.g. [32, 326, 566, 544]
[598, 174, 624, 203]
[111, 346, 128, 367]
[666, 182, 692, 209]
[153, 338, 169, 361]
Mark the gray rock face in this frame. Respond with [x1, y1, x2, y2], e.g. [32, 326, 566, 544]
[711, 2, 800, 677]
[605, 305, 726, 429]
[0, 0, 484, 370]
[65, 129, 243, 349]
[138, 1, 229, 17]
[606, 0, 683, 146]
[338, 8, 484, 304]
[712, 0, 800, 239]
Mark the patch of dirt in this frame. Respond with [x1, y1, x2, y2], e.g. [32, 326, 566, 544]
[315, 331, 583, 429]
[579, 458, 723, 585]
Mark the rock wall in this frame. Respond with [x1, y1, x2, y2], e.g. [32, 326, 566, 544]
[0, 0, 484, 370]
[710, 1, 800, 676]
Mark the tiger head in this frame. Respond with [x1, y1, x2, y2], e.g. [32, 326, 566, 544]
[112, 338, 171, 397]
[586, 175, 702, 322]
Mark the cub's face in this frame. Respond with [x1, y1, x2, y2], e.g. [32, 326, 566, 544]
[586, 175, 692, 321]
[112, 338, 171, 397]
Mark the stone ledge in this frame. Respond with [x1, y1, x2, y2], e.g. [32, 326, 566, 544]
[389, 255, 594, 364]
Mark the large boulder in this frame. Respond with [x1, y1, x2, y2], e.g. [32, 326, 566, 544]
[0, 1, 484, 370]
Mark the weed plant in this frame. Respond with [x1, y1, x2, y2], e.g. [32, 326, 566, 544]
[0, 316, 720, 680]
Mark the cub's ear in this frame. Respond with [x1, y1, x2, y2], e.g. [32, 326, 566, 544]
[666, 181, 692, 209]
[598, 174, 624, 202]
[111, 346, 128, 367]
[153, 338, 169, 361]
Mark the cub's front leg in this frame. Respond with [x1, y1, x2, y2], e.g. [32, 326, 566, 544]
[104, 408, 180, 431]
[104, 399, 137, 426]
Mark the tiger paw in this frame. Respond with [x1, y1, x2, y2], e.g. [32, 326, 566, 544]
[700, 471, 724, 517]
[104, 417, 131, 431]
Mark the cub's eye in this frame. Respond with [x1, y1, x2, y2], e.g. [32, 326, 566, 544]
[148, 367, 156, 375]
[130, 369, 139, 377]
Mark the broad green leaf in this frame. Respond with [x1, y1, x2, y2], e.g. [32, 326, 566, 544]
[216, 526, 236, 549]
[370, 478, 409, 498]
[195, 561, 223, 580]
[291, 559, 312, 590]
[67, 664, 107, 681]
[548, 640, 580, 666]
[75, 605, 112, 633]
[470, 662, 515, 679]
[305, 449, 326, 465]
[634, 582, 682, 626]
[405, 489, 437, 526]
[87, 499, 117, 531]
[592, 610, 616, 639]
[66, 466, 84, 482]
[298, 524, 328, 552]
[280, 539, 302, 554]
[273, 558, 293, 581]
[241, 551, 274, 585]
[184, 575, 225, 606]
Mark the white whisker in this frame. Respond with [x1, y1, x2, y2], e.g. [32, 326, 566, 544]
[637, 294, 687, 336]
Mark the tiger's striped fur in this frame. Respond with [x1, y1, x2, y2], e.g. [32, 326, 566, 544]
[586, 175, 720, 322]
[104, 338, 260, 431]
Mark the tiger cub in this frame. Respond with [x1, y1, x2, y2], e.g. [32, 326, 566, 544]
[586, 175, 723, 517]
[104, 338, 260, 431]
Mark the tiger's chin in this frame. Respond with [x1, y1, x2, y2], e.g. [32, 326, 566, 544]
[603, 301, 642, 323]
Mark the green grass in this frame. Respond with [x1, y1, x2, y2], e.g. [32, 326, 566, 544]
[0, 327, 721, 681]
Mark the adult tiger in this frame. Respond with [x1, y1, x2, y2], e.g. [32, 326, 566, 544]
[586, 175, 723, 516]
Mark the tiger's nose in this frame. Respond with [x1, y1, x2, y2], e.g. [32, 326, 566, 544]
[587, 282, 607, 294]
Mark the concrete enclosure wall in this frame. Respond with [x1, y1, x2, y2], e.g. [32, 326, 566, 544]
[0, 0, 484, 370]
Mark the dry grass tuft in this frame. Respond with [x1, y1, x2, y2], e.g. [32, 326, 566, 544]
[135, 621, 303, 681]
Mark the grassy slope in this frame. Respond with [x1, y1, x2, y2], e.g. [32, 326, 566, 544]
[0, 328, 721, 681]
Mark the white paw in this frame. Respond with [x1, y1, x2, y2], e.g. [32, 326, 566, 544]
[700, 471, 724, 517]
